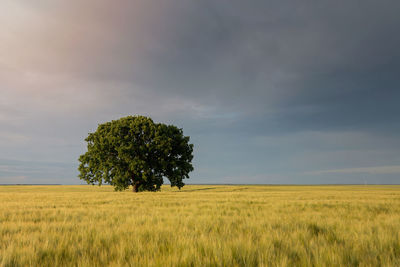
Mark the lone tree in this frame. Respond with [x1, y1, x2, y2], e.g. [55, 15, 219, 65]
[78, 116, 194, 192]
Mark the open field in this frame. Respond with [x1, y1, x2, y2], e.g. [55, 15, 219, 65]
[1, 185, 400, 266]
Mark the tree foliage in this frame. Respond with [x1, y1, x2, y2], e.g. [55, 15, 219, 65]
[78, 116, 194, 192]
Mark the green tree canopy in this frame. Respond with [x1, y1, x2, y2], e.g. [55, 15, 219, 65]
[78, 116, 194, 192]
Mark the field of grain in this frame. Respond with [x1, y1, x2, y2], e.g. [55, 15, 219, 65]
[0, 185, 399, 266]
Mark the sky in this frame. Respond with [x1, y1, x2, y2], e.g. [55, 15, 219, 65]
[1, 0, 400, 185]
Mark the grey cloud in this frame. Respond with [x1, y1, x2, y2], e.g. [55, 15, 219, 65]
[4, 0, 400, 114]
[307, 166, 400, 175]
[0, 159, 77, 184]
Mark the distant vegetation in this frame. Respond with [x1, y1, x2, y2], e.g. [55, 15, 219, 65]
[1, 185, 399, 266]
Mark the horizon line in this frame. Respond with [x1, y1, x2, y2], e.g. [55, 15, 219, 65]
[1, 183, 399, 186]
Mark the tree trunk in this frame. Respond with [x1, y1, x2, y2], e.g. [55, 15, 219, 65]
[133, 181, 140, 192]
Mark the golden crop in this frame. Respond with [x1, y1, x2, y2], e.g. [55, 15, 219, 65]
[1, 185, 399, 266]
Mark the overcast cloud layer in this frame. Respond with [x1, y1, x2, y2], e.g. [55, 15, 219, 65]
[1, 0, 399, 184]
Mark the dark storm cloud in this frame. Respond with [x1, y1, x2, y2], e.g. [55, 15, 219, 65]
[153, 0, 400, 136]
[150, 0, 400, 121]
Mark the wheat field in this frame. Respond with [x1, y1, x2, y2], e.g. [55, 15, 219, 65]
[0, 185, 399, 266]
